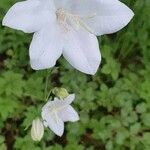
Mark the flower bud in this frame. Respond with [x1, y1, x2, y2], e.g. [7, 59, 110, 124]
[31, 118, 44, 141]
[52, 87, 69, 99]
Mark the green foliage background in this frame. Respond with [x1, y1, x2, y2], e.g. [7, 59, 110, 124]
[0, 0, 150, 150]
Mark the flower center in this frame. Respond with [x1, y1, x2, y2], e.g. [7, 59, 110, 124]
[56, 8, 96, 33]
[48, 107, 60, 123]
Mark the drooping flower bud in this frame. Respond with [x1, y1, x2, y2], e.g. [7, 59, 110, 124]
[31, 118, 44, 141]
[52, 87, 69, 99]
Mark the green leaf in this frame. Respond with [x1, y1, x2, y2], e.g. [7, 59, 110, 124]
[0, 136, 6, 150]
[22, 106, 40, 130]
[24, 76, 44, 101]
[141, 133, 150, 145]
[14, 135, 41, 150]
[136, 103, 147, 114]
[130, 123, 141, 135]
[0, 71, 24, 97]
[141, 113, 150, 127]
[0, 96, 19, 121]
[115, 128, 129, 145]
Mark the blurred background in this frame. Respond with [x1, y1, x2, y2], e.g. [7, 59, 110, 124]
[0, 0, 150, 150]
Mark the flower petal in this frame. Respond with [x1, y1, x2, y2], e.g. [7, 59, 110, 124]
[43, 94, 75, 112]
[60, 0, 134, 36]
[64, 94, 75, 104]
[58, 105, 79, 122]
[3, 0, 55, 33]
[29, 22, 63, 70]
[42, 108, 64, 136]
[85, 0, 134, 35]
[63, 29, 101, 75]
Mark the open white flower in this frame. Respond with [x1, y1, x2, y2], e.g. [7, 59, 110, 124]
[41, 94, 79, 136]
[3, 0, 134, 75]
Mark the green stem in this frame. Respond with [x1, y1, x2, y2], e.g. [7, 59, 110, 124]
[44, 69, 54, 101]
[44, 69, 49, 100]
[45, 90, 52, 101]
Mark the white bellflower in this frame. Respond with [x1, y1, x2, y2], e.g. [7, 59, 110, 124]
[42, 94, 79, 136]
[3, 0, 134, 74]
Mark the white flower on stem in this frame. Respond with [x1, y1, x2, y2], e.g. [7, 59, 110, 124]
[42, 94, 79, 136]
[31, 118, 44, 141]
[3, 0, 134, 75]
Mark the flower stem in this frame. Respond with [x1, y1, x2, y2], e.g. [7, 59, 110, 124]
[45, 90, 52, 101]
[44, 69, 52, 100]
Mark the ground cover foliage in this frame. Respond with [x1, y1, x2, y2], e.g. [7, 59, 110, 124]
[0, 0, 150, 149]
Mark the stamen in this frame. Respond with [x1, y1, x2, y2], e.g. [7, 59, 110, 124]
[49, 106, 60, 124]
[76, 18, 94, 33]
[56, 8, 96, 33]
[56, 8, 69, 32]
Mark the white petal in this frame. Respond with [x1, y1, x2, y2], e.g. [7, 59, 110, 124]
[3, 0, 55, 33]
[86, 0, 134, 35]
[29, 22, 63, 70]
[59, 0, 134, 36]
[58, 105, 79, 122]
[54, 0, 67, 9]
[46, 94, 75, 110]
[42, 108, 64, 136]
[64, 94, 75, 104]
[63, 29, 101, 75]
